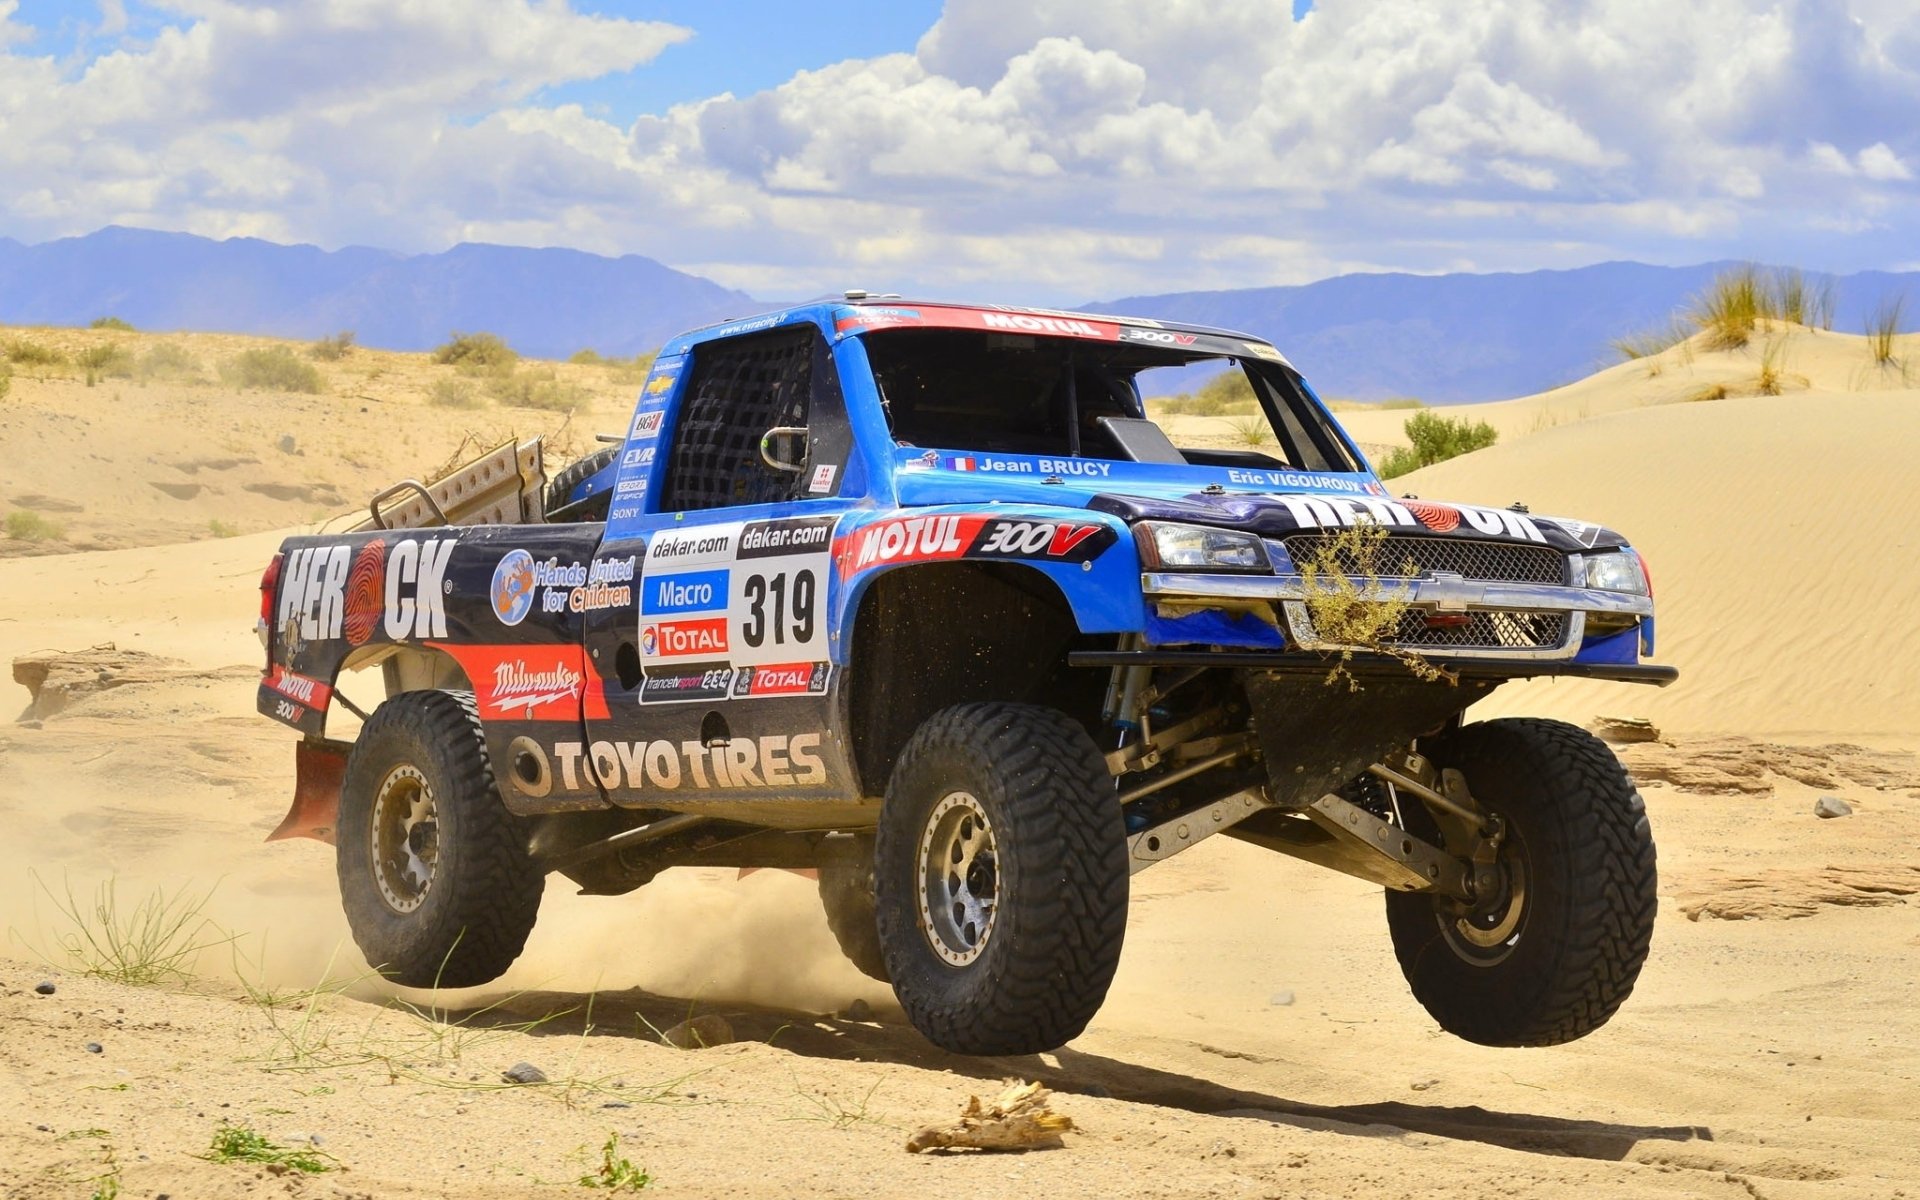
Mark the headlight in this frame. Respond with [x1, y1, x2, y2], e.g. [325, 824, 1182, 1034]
[1583, 549, 1648, 594]
[1137, 522, 1271, 573]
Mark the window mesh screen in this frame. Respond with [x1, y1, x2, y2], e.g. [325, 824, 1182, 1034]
[659, 330, 813, 513]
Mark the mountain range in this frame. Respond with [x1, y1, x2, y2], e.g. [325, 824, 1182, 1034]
[1, 227, 1912, 402]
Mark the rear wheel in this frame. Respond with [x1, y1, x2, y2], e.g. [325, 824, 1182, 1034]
[544, 446, 619, 521]
[874, 703, 1127, 1056]
[1386, 718, 1657, 1046]
[337, 691, 544, 987]
[818, 849, 889, 983]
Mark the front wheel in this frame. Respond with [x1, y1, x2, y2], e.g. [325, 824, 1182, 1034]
[1386, 718, 1657, 1046]
[337, 690, 544, 987]
[874, 703, 1128, 1056]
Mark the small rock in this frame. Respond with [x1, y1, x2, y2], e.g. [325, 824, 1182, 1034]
[34, 981, 55, 995]
[277, 434, 299, 455]
[1593, 715, 1661, 744]
[1814, 796, 1852, 819]
[660, 1014, 734, 1049]
[1204, 1139, 1237, 1159]
[501, 1062, 548, 1085]
[1410, 1078, 1440, 1092]
[1269, 990, 1295, 1006]
[1081, 1083, 1112, 1099]
[841, 998, 873, 1021]
[279, 1132, 323, 1147]
[84, 1042, 103, 1054]
[601, 1102, 632, 1110]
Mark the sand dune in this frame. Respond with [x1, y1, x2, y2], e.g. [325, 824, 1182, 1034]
[4, 323, 1920, 1196]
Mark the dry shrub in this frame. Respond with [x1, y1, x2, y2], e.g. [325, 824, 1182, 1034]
[220, 346, 323, 394]
[136, 342, 206, 385]
[429, 377, 484, 409]
[2, 336, 67, 369]
[434, 331, 518, 370]
[6, 509, 64, 541]
[90, 316, 136, 331]
[308, 331, 356, 361]
[1296, 523, 1451, 690]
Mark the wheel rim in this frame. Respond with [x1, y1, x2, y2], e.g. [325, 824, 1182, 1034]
[370, 764, 439, 914]
[916, 791, 999, 966]
[1439, 824, 1529, 965]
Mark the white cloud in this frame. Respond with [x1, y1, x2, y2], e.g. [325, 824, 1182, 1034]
[0, 0, 1916, 299]
[1858, 141, 1913, 181]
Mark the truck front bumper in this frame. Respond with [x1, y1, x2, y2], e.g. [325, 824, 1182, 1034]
[1130, 570, 1669, 681]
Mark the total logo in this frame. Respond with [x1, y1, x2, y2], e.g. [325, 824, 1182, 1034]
[278, 536, 454, 646]
[640, 617, 729, 658]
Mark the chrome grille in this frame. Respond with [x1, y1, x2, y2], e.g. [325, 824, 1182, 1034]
[1284, 605, 1572, 653]
[1389, 610, 1569, 650]
[1281, 534, 1566, 585]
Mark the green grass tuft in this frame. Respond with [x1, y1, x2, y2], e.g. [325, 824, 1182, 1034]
[90, 316, 135, 332]
[29, 873, 226, 986]
[578, 1134, 651, 1191]
[200, 1123, 337, 1174]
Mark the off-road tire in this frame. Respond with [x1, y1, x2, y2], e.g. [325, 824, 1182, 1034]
[874, 703, 1127, 1055]
[544, 446, 619, 521]
[818, 854, 889, 983]
[1386, 718, 1657, 1046]
[338, 690, 544, 987]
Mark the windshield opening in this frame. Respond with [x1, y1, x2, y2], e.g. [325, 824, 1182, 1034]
[865, 329, 1360, 474]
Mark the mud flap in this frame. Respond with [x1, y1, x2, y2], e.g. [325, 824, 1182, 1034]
[267, 739, 350, 845]
[1239, 669, 1494, 809]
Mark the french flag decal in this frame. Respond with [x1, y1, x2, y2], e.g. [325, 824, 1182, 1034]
[947, 456, 977, 471]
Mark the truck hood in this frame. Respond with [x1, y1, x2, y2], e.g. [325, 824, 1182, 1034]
[892, 453, 1628, 553]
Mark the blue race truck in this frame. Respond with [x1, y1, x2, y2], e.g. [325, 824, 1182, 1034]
[256, 297, 1670, 1056]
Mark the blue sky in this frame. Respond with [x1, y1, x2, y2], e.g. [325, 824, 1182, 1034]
[0, 1, 1912, 300]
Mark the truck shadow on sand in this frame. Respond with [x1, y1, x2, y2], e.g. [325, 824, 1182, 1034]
[461, 984, 1711, 1164]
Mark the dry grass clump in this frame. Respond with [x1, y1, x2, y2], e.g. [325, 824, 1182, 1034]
[1227, 414, 1273, 446]
[0, 362, 11, 401]
[1611, 317, 1694, 362]
[1296, 523, 1450, 691]
[1377, 410, 1497, 479]
[434, 331, 518, 370]
[1690, 264, 1837, 349]
[1866, 295, 1906, 368]
[90, 316, 136, 332]
[220, 346, 323, 394]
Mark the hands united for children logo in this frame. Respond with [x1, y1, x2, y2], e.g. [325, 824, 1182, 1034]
[491, 549, 537, 626]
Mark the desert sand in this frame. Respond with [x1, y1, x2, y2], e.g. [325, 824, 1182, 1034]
[3, 321, 1919, 1198]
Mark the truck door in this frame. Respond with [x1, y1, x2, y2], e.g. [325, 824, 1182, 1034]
[574, 322, 864, 812]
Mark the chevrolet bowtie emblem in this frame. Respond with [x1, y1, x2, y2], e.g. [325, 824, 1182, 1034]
[1418, 572, 1483, 613]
